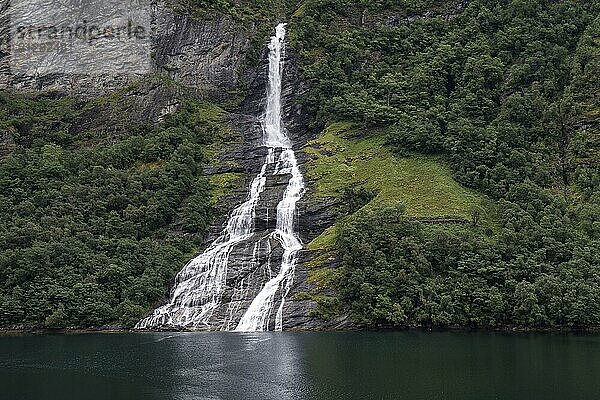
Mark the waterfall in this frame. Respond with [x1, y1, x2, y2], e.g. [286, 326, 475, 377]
[135, 23, 305, 332]
[235, 147, 304, 331]
[235, 23, 305, 332]
[135, 151, 271, 329]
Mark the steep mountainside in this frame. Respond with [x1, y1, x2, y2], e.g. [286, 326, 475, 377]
[1, 0, 599, 331]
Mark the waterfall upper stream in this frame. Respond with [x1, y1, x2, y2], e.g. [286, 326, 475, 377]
[136, 23, 304, 332]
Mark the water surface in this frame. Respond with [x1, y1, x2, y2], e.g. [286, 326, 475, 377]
[1, 331, 599, 399]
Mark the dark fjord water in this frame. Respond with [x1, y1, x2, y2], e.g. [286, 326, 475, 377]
[1, 331, 599, 400]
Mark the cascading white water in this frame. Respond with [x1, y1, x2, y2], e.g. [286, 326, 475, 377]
[235, 23, 305, 332]
[262, 24, 291, 149]
[135, 150, 272, 329]
[136, 23, 305, 331]
[235, 148, 304, 331]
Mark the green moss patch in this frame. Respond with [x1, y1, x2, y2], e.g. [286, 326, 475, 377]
[304, 122, 484, 220]
[209, 172, 244, 205]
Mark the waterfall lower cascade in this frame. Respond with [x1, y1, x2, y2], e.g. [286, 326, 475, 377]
[135, 23, 305, 332]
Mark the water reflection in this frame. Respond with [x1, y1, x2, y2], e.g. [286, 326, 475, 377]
[145, 332, 308, 400]
[1, 331, 600, 400]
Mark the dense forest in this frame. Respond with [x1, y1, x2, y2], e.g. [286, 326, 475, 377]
[1, 0, 599, 330]
[291, 0, 600, 329]
[0, 86, 220, 328]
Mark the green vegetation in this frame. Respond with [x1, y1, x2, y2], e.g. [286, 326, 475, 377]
[292, 0, 600, 329]
[175, 0, 301, 22]
[0, 89, 222, 328]
[197, 103, 245, 208]
[337, 203, 600, 329]
[209, 172, 244, 205]
[304, 122, 484, 219]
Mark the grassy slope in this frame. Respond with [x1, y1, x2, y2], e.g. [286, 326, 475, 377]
[304, 122, 486, 251]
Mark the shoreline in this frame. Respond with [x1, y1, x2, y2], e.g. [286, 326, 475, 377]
[2, 324, 600, 336]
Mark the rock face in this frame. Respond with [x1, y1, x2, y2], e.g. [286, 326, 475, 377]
[153, 3, 251, 100]
[2, 0, 153, 92]
[0, 0, 253, 95]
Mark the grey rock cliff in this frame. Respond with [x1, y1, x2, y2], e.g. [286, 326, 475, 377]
[153, 4, 252, 99]
[0, 0, 254, 95]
